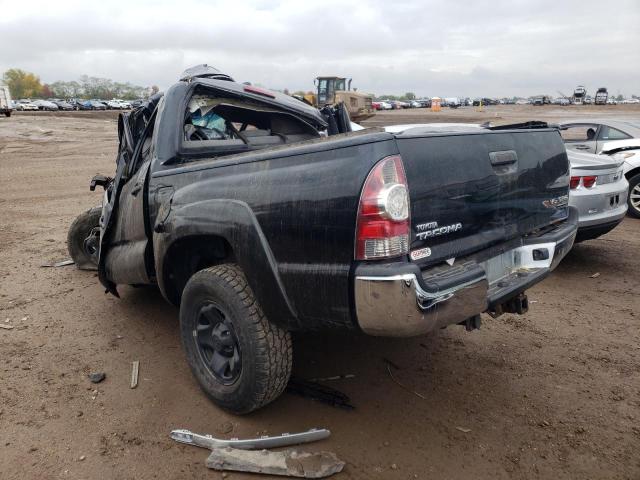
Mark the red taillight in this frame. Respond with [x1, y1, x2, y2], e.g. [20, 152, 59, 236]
[570, 176, 581, 189]
[570, 175, 598, 189]
[355, 155, 410, 260]
[582, 175, 597, 188]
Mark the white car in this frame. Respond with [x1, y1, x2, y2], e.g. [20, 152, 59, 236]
[15, 100, 39, 111]
[106, 100, 124, 109]
[601, 139, 640, 218]
[560, 120, 640, 218]
[32, 100, 59, 111]
[567, 150, 628, 242]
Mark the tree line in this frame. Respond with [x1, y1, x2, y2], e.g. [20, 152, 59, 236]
[2, 68, 157, 100]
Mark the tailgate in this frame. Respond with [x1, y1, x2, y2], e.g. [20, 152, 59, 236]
[395, 129, 570, 265]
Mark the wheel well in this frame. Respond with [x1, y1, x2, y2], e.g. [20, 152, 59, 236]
[162, 235, 235, 305]
[625, 167, 640, 180]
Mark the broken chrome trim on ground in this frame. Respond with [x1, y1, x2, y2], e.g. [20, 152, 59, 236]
[170, 428, 331, 450]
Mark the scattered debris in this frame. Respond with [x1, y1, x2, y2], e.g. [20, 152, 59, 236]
[0, 324, 14, 330]
[590, 272, 601, 278]
[40, 259, 75, 268]
[382, 358, 401, 371]
[170, 428, 331, 450]
[88, 372, 106, 384]
[286, 377, 355, 410]
[206, 447, 345, 478]
[386, 364, 427, 400]
[455, 427, 472, 433]
[309, 374, 355, 382]
[130, 361, 139, 389]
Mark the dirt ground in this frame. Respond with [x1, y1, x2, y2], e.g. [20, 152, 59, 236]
[1, 105, 639, 480]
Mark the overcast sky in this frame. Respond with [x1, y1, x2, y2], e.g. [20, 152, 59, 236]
[1, 0, 638, 98]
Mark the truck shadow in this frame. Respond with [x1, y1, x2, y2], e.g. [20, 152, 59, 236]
[108, 276, 594, 476]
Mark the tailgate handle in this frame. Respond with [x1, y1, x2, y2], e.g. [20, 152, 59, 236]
[489, 150, 518, 166]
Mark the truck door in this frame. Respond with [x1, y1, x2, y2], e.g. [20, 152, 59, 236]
[98, 109, 157, 292]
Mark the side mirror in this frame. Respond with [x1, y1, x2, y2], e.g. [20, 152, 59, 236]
[90, 174, 112, 191]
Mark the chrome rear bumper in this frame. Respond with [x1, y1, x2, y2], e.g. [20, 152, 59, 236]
[354, 210, 577, 337]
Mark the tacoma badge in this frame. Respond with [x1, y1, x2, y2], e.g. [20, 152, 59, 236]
[415, 221, 463, 240]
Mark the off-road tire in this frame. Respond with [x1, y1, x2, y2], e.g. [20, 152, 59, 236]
[180, 264, 292, 414]
[627, 173, 640, 219]
[67, 207, 101, 270]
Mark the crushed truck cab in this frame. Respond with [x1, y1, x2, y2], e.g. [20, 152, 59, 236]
[69, 67, 577, 413]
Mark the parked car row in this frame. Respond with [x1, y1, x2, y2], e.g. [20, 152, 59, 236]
[375, 98, 474, 109]
[11, 98, 143, 111]
[369, 96, 639, 111]
[373, 99, 441, 110]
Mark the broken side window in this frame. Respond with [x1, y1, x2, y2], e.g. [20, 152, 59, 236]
[181, 88, 320, 159]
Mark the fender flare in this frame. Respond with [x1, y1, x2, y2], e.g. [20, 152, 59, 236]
[153, 198, 299, 330]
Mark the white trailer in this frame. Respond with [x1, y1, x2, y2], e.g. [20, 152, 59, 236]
[0, 85, 13, 117]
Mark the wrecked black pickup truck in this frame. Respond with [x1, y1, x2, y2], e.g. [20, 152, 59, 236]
[68, 65, 577, 414]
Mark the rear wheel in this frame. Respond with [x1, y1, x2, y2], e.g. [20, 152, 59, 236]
[179, 264, 292, 414]
[67, 207, 101, 269]
[4, 112, 10, 117]
[628, 173, 640, 219]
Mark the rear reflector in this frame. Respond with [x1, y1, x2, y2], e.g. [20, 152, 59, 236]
[355, 155, 410, 260]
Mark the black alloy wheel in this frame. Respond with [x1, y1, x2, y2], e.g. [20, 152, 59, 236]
[194, 303, 242, 385]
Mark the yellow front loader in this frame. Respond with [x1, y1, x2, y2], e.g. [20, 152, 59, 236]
[303, 76, 375, 122]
